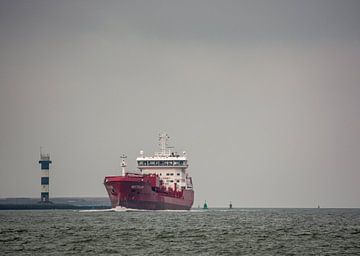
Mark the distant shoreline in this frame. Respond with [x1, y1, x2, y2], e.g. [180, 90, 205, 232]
[0, 197, 110, 210]
[0, 198, 358, 209]
[0, 204, 110, 210]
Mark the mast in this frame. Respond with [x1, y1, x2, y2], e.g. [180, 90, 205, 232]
[120, 154, 127, 176]
[158, 132, 170, 156]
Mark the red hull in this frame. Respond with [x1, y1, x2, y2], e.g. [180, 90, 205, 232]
[104, 175, 194, 210]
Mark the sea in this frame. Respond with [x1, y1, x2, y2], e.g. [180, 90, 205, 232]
[1, 208, 360, 255]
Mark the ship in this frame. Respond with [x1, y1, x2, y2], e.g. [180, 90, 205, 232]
[104, 133, 194, 210]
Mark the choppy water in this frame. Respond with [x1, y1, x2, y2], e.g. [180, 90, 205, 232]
[1, 208, 360, 255]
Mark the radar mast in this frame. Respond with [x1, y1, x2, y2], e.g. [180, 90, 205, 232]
[158, 132, 170, 156]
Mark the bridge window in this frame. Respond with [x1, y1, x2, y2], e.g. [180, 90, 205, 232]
[138, 161, 148, 166]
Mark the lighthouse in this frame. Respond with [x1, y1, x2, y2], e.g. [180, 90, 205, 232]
[38, 150, 52, 203]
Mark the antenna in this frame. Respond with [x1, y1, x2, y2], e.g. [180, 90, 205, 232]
[158, 132, 170, 156]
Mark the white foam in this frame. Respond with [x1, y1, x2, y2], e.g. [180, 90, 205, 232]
[79, 208, 114, 213]
[79, 207, 207, 213]
[114, 206, 194, 212]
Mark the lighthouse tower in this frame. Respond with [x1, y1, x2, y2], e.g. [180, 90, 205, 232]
[38, 150, 52, 203]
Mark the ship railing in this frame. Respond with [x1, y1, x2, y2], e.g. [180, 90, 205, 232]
[40, 154, 50, 160]
[154, 150, 171, 157]
[126, 172, 142, 177]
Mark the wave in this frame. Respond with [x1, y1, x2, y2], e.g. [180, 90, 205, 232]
[78, 208, 114, 213]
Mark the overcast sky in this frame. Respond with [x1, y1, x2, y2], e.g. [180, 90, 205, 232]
[0, 0, 359, 207]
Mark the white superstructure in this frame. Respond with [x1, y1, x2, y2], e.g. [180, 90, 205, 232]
[136, 132, 193, 190]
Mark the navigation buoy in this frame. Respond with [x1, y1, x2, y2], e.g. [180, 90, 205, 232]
[229, 201, 232, 209]
[203, 200, 208, 209]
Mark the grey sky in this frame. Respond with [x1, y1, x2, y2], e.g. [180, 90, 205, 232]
[0, 0, 360, 207]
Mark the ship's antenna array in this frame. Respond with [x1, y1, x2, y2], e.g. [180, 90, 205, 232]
[159, 132, 170, 156]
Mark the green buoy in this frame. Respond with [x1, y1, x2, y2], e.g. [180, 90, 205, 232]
[203, 200, 208, 209]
